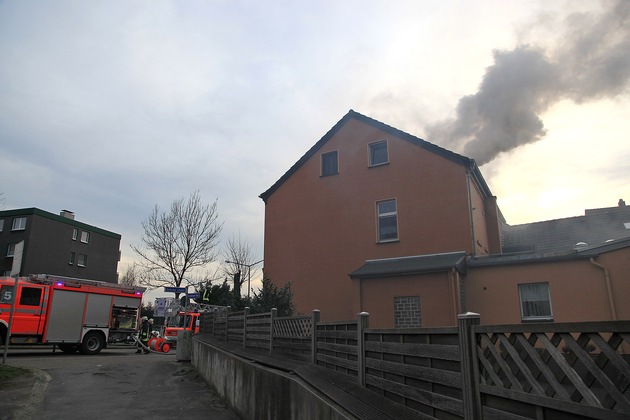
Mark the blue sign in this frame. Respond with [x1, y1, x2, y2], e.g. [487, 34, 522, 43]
[164, 287, 187, 293]
[187, 292, 200, 299]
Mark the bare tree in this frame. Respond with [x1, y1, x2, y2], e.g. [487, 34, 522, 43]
[131, 191, 223, 294]
[223, 234, 261, 299]
[119, 264, 140, 287]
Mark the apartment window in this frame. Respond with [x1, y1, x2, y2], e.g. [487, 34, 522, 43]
[369, 140, 388, 166]
[80, 231, 90, 243]
[69, 252, 76, 265]
[519, 283, 553, 321]
[11, 217, 27, 231]
[321, 150, 338, 177]
[377, 199, 398, 242]
[0, 219, 4, 232]
[7, 243, 16, 257]
[77, 253, 88, 267]
[72, 228, 78, 240]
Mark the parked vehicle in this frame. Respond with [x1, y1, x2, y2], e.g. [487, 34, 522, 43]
[0, 274, 145, 355]
[163, 311, 201, 348]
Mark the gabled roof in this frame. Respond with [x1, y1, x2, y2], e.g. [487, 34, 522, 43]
[501, 204, 630, 255]
[259, 110, 493, 203]
[349, 252, 467, 279]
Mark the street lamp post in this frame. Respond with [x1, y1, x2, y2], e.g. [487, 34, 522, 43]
[225, 259, 264, 299]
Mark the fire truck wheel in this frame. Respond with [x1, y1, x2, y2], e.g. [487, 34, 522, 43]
[80, 331, 105, 355]
[58, 344, 79, 354]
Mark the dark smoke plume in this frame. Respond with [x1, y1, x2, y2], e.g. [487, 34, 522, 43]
[427, 0, 629, 165]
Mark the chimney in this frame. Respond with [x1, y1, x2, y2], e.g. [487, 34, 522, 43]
[60, 210, 75, 220]
[619, 199, 626, 207]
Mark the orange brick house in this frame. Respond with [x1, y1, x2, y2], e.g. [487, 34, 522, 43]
[260, 111, 630, 328]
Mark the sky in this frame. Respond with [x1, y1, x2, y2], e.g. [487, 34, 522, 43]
[1, 1, 628, 297]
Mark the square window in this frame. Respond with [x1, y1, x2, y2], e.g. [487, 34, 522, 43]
[11, 217, 27, 231]
[78, 253, 88, 267]
[72, 228, 78, 240]
[369, 141, 388, 166]
[7, 243, 16, 257]
[321, 150, 338, 177]
[80, 231, 90, 243]
[377, 199, 398, 242]
[519, 283, 552, 321]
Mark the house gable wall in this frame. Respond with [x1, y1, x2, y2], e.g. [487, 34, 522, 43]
[263, 117, 478, 321]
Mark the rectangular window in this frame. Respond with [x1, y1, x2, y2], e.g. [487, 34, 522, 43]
[519, 283, 553, 321]
[69, 252, 75, 265]
[19, 287, 42, 306]
[0, 219, 4, 231]
[377, 199, 398, 242]
[7, 243, 16, 257]
[0, 285, 14, 304]
[73, 228, 78, 240]
[80, 231, 90, 243]
[321, 150, 338, 177]
[11, 217, 27, 231]
[78, 253, 87, 267]
[369, 140, 388, 166]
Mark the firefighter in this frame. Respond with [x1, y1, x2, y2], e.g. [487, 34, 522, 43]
[137, 316, 151, 354]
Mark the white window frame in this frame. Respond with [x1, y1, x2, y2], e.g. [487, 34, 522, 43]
[72, 228, 78, 240]
[519, 282, 553, 321]
[321, 150, 339, 177]
[377, 199, 399, 242]
[369, 140, 389, 167]
[7, 243, 16, 257]
[80, 231, 90, 244]
[77, 253, 88, 267]
[69, 252, 75, 265]
[11, 217, 27, 231]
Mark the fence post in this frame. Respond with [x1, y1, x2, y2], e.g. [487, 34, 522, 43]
[269, 308, 277, 354]
[357, 312, 369, 387]
[212, 308, 218, 339]
[243, 307, 250, 348]
[225, 307, 230, 342]
[311, 309, 320, 365]
[458, 312, 481, 420]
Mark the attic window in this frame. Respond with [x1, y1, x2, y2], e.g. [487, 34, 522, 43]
[321, 151, 338, 177]
[369, 140, 388, 167]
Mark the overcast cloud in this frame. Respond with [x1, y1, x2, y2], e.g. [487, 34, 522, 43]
[1, 1, 628, 292]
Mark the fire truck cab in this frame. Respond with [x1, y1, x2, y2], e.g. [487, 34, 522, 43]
[0, 274, 145, 355]
[163, 311, 200, 347]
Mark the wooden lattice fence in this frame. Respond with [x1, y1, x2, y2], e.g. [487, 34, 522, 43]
[475, 321, 630, 420]
[273, 315, 312, 361]
[197, 310, 630, 420]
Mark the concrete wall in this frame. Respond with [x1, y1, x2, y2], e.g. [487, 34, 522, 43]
[192, 338, 353, 420]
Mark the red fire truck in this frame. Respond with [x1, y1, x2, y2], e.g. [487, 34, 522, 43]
[163, 310, 201, 348]
[0, 274, 145, 355]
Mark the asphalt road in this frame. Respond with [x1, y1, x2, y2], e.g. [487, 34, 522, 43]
[0, 345, 241, 420]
